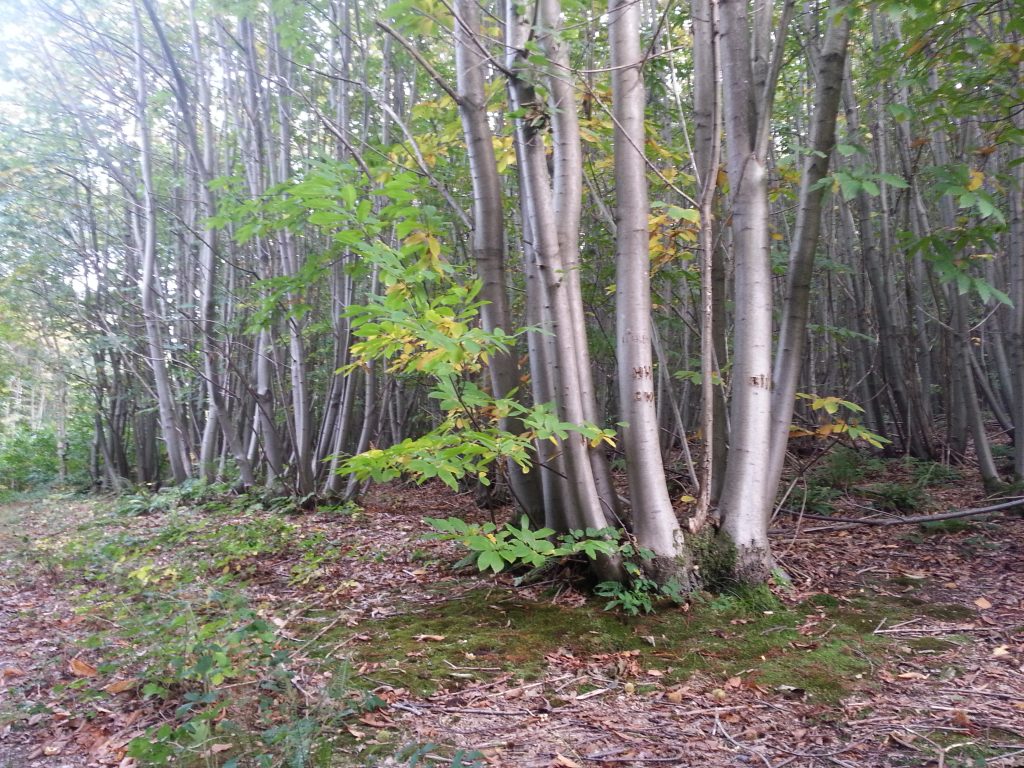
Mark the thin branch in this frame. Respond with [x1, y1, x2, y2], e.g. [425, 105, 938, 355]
[375, 20, 461, 104]
[754, 0, 796, 161]
[777, 496, 1024, 527]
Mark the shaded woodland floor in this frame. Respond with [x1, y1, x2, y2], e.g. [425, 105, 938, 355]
[1, 462, 1023, 767]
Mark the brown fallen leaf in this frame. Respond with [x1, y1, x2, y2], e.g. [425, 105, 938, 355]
[974, 597, 993, 610]
[951, 710, 972, 728]
[1, 666, 26, 678]
[358, 713, 394, 728]
[69, 658, 98, 678]
[104, 679, 139, 694]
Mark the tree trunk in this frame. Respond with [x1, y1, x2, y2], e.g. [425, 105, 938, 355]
[716, 0, 776, 582]
[454, 0, 544, 523]
[609, 0, 689, 582]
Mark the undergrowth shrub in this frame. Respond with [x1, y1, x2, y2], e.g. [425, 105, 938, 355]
[796, 484, 842, 515]
[426, 516, 685, 615]
[811, 446, 884, 489]
[902, 457, 962, 487]
[862, 482, 927, 512]
[35, 492, 359, 767]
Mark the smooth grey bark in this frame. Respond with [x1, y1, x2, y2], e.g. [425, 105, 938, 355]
[1007, 106, 1024, 479]
[689, 0, 725, 520]
[609, 0, 688, 577]
[537, 0, 621, 522]
[505, 0, 621, 581]
[716, 0, 778, 581]
[841, 72, 935, 459]
[766, 2, 851, 509]
[453, 0, 544, 523]
[133, 3, 191, 485]
[268, 16, 315, 495]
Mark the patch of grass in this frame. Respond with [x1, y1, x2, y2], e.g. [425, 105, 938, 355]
[860, 482, 928, 512]
[919, 518, 976, 534]
[902, 458, 962, 488]
[794, 483, 843, 515]
[812, 446, 885, 489]
[19, 495, 363, 767]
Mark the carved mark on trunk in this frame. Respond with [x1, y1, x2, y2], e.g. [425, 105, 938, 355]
[632, 365, 652, 379]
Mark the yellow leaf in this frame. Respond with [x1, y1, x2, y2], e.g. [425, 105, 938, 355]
[967, 169, 984, 191]
[974, 596, 992, 610]
[427, 235, 441, 259]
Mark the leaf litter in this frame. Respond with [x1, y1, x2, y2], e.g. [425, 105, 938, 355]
[0, 476, 1020, 768]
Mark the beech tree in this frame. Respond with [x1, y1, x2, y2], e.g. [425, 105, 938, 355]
[2, 0, 1022, 588]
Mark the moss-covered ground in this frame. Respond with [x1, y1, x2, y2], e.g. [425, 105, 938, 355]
[1, 485, 1022, 767]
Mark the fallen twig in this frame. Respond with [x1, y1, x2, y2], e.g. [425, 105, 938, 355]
[937, 687, 1024, 701]
[777, 496, 1024, 528]
[873, 624, 997, 635]
[714, 714, 773, 768]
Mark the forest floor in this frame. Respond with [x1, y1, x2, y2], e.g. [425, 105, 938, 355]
[1, 456, 1023, 768]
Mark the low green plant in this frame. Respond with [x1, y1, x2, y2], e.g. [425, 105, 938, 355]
[704, 584, 782, 614]
[426, 516, 684, 615]
[595, 562, 685, 616]
[794, 393, 891, 449]
[811, 446, 884, 489]
[862, 482, 927, 512]
[903, 458, 962, 487]
[797, 483, 843, 515]
[425, 516, 629, 573]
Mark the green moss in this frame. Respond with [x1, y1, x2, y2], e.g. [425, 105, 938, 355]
[804, 593, 840, 608]
[905, 636, 962, 652]
[307, 586, 935, 707]
[690, 529, 736, 589]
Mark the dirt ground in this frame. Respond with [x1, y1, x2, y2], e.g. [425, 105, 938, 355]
[1, 478, 1023, 768]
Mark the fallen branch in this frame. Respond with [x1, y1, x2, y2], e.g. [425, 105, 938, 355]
[778, 496, 1024, 528]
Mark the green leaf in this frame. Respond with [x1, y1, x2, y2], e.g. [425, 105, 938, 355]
[477, 550, 505, 573]
[666, 205, 701, 224]
[886, 103, 914, 122]
[878, 172, 909, 189]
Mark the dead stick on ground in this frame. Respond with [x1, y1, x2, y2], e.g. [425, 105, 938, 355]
[776, 496, 1024, 528]
[714, 714, 773, 768]
[874, 625, 1003, 635]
